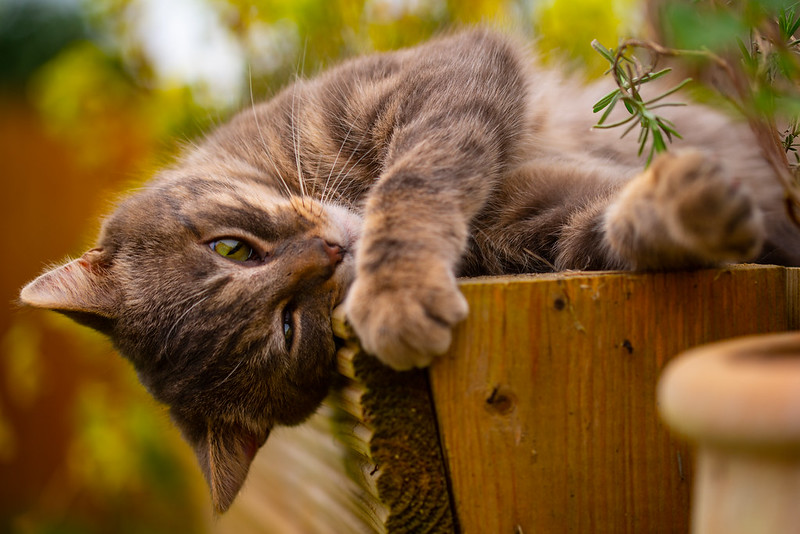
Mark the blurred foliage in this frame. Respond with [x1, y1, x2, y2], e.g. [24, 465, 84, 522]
[0, 0, 644, 533]
[535, 0, 640, 75]
[591, 0, 800, 206]
[0, 0, 92, 87]
[659, 0, 800, 124]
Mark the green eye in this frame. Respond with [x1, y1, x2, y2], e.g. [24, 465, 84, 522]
[210, 239, 254, 262]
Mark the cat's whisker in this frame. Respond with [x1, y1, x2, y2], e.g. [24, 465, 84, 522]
[327, 143, 378, 201]
[290, 84, 305, 197]
[216, 355, 246, 389]
[290, 40, 310, 198]
[248, 66, 292, 197]
[311, 155, 323, 201]
[522, 247, 557, 272]
[319, 91, 373, 205]
[322, 109, 361, 205]
[328, 144, 372, 195]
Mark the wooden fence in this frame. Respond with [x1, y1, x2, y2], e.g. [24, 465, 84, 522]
[217, 265, 799, 534]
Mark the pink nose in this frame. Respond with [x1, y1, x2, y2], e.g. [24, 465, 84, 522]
[322, 240, 344, 265]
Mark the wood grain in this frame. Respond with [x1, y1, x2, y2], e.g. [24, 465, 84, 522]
[429, 264, 794, 534]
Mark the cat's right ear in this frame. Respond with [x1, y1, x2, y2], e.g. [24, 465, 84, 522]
[20, 248, 118, 333]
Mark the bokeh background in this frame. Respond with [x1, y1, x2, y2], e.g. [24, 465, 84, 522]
[0, 0, 639, 532]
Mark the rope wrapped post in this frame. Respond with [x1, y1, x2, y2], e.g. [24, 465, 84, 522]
[331, 310, 456, 534]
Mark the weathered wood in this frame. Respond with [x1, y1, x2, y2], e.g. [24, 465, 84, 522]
[429, 264, 795, 534]
[216, 312, 455, 534]
[788, 267, 800, 329]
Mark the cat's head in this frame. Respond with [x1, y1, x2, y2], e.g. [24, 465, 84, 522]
[20, 163, 361, 512]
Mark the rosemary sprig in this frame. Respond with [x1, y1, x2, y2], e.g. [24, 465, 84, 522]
[591, 40, 692, 165]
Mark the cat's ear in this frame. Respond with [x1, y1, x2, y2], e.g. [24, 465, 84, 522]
[185, 417, 270, 513]
[20, 248, 118, 332]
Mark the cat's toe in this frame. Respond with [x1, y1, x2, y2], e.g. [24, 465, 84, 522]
[655, 150, 765, 263]
[344, 273, 468, 370]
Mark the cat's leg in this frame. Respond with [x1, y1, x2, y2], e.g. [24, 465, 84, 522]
[600, 149, 765, 270]
[342, 31, 534, 370]
[344, 152, 478, 370]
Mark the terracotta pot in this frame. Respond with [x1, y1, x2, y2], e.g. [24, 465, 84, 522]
[658, 332, 800, 534]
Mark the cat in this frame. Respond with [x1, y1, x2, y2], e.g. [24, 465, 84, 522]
[19, 28, 800, 512]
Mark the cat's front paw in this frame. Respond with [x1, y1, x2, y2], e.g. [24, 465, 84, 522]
[652, 150, 764, 263]
[344, 264, 468, 370]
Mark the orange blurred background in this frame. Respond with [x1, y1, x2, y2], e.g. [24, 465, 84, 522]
[1, 2, 213, 532]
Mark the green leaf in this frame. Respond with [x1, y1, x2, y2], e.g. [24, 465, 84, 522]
[644, 77, 693, 106]
[593, 89, 620, 113]
[623, 99, 635, 114]
[657, 117, 683, 141]
[638, 68, 673, 84]
[637, 125, 649, 156]
[596, 92, 621, 125]
[652, 129, 667, 152]
[591, 40, 616, 65]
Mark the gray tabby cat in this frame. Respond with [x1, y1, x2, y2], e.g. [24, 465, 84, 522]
[20, 29, 800, 511]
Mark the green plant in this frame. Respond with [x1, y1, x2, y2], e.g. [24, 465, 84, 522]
[592, 0, 800, 223]
[591, 39, 691, 164]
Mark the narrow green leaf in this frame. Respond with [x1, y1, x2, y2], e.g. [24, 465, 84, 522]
[596, 92, 621, 125]
[656, 117, 683, 140]
[644, 78, 693, 106]
[620, 118, 639, 139]
[623, 100, 635, 114]
[637, 125, 649, 156]
[593, 113, 637, 129]
[648, 102, 688, 110]
[593, 89, 620, 113]
[652, 129, 667, 152]
[591, 40, 616, 65]
[638, 68, 673, 84]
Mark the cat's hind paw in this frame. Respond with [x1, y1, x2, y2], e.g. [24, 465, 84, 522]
[607, 149, 765, 269]
[344, 264, 468, 371]
[653, 150, 764, 263]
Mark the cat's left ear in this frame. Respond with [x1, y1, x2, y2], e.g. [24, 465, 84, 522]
[20, 248, 119, 332]
[182, 416, 270, 513]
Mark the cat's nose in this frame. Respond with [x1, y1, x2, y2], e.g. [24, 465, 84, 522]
[321, 240, 344, 266]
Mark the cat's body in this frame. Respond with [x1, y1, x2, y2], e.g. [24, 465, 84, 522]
[21, 29, 800, 511]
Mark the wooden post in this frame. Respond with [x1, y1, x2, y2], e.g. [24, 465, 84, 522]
[218, 265, 796, 534]
[429, 265, 794, 534]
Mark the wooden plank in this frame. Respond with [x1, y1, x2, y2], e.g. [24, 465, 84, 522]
[429, 265, 791, 534]
[220, 265, 793, 533]
[217, 314, 456, 534]
[788, 267, 800, 330]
